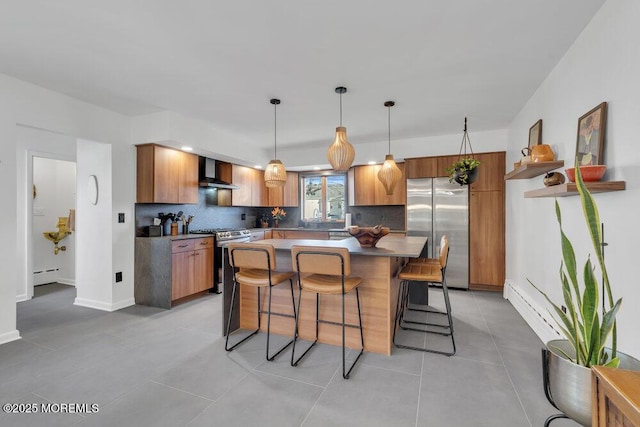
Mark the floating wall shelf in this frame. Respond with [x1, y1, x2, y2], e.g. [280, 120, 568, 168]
[504, 160, 565, 180]
[524, 181, 626, 198]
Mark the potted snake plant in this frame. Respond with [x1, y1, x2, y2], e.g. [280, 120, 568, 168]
[529, 162, 640, 426]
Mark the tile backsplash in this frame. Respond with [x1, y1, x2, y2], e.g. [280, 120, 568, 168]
[135, 189, 405, 236]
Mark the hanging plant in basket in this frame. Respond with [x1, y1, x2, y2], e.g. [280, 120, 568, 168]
[446, 117, 480, 185]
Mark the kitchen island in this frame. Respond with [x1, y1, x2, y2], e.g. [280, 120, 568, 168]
[223, 235, 427, 355]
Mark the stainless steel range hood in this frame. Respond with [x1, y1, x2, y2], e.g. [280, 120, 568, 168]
[198, 157, 239, 189]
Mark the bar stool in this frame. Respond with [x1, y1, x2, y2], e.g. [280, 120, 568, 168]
[409, 234, 447, 266]
[225, 242, 296, 361]
[393, 238, 456, 356]
[290, 246, 364, 379]
[406, 235, 449, 317]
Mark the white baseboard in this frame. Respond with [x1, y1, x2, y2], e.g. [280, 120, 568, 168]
[110, 298, 135, 311]
[74, 297, 135, 312]
[0, 330, 21, 345]
[504, 280, 561, 345]
[57, 278, 76, 286]
[16, 293, 29, 303]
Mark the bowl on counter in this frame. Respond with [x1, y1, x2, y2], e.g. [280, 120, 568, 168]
[347, 225, 390, 248]
[565, 165, 606, 183]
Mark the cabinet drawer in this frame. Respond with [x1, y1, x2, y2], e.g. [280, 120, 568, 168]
[172, 239, 195, 253]
[193, 237, 214, 249]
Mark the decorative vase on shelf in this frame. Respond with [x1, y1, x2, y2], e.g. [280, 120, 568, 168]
[274, 219, 279, 228]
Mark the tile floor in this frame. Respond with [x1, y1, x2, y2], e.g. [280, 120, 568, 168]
[0, 283, 579, 426]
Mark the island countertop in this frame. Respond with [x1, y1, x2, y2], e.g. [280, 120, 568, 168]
[253, 235, 427, 258]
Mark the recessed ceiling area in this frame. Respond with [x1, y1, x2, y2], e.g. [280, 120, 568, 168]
[0, 0, 605, 165]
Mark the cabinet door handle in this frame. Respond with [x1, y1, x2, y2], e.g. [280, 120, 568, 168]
[199, 242, 209, 246]
[178, 244, 189, 248]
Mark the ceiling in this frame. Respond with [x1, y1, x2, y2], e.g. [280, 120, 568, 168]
[0, 0, 605, 159]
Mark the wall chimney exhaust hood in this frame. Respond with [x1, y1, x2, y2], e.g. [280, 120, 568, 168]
[198, 157, 238, 189]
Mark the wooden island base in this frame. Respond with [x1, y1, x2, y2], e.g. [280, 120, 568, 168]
[224, 236, 427, 356]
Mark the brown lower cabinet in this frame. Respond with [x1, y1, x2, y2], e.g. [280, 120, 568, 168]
[469, 190, 505, 290]
[171, 237, 214, 301]
[135, 236, 215, 309]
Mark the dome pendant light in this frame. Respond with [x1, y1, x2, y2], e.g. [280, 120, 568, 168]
[327, 86, 355, 171]
[264, 98, 287, 188]
[377, 101, 402, 195]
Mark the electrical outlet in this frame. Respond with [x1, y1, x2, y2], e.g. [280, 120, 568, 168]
[241, 213, 246, 220]
[115, 272, 122, 282]
[561, 305, 567, 314]
[118, 213, 125, 223]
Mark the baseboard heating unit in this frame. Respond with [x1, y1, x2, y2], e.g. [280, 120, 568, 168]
[503, 280, 561, 345]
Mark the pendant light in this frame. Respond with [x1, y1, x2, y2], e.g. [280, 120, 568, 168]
[264, 98, 287, 188]
[327, 86, 355, 171]
[377, 101, 402, 195]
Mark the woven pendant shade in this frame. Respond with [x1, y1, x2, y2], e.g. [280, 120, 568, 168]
[264, 98, 287, 188]
[378, 154, 402, 195]
[264, 160, 286, 188]
[377, 100, 402, 195]
[327, 126, 355, 171]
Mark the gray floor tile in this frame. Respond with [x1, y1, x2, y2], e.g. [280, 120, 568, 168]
[418, 355, 530, 427]
[153, 340, 253, 401]
[256, 341, 345, 387]
[302, 364, 421, 427]
[187, 371, 323, 427]
[77, 381, 212, 427]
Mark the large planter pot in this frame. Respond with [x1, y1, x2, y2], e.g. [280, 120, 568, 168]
[544, 339, 640, 426]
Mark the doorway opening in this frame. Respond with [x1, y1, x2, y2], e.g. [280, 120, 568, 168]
[31, 156, 77, 298]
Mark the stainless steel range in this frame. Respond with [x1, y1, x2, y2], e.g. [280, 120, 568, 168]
[189, 228, 252, 292]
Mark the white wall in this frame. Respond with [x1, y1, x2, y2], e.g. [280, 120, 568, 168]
[0, 72, 133, 344]
[505, 0, 640, 358]
[75, 139, 117, 310]
[32, 157, 76, 286]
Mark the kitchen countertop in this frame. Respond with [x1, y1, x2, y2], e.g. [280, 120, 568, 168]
[137, 234, 214, 240]
[253, 235, 426, 258]
[250, 227, 407, 233]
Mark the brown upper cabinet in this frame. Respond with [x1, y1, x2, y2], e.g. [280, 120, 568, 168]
[348, 163, 406, 206]
[267, 171, 299, 207]
[230, 165, 267, 207]
[136, 144, 198, 204]
[469, 152, 506, 192]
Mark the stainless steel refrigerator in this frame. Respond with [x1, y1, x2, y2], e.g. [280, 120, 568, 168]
[406, 178, 469, 289]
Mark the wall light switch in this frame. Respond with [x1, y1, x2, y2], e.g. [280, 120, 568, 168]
[118, 213, 125, 223]
[115, 272, 122, 282]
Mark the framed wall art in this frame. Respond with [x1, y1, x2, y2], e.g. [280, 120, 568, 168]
[576, 102, 607, 166]
[528, 119, 542, 149]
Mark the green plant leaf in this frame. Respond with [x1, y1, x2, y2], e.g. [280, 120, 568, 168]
[574, 159, 617, 359]
[581, 258, 598, 355]
[604, 357, 620, 368]
[556, 200, 580, 306]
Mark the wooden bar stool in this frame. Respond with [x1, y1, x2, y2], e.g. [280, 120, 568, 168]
[225, 242, 296, 361]
[393, 238, 456, 356]
[290, 246, 364, 379]
[406, 235, 449, 317]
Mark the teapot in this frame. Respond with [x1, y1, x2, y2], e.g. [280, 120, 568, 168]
[520, 147, 532, 165]
[531, 144, 555, 162]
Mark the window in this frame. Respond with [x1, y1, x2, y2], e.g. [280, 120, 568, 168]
[301, 174, 346, 221]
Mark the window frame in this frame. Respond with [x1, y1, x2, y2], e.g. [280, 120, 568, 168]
[300, 171, 347, 222]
